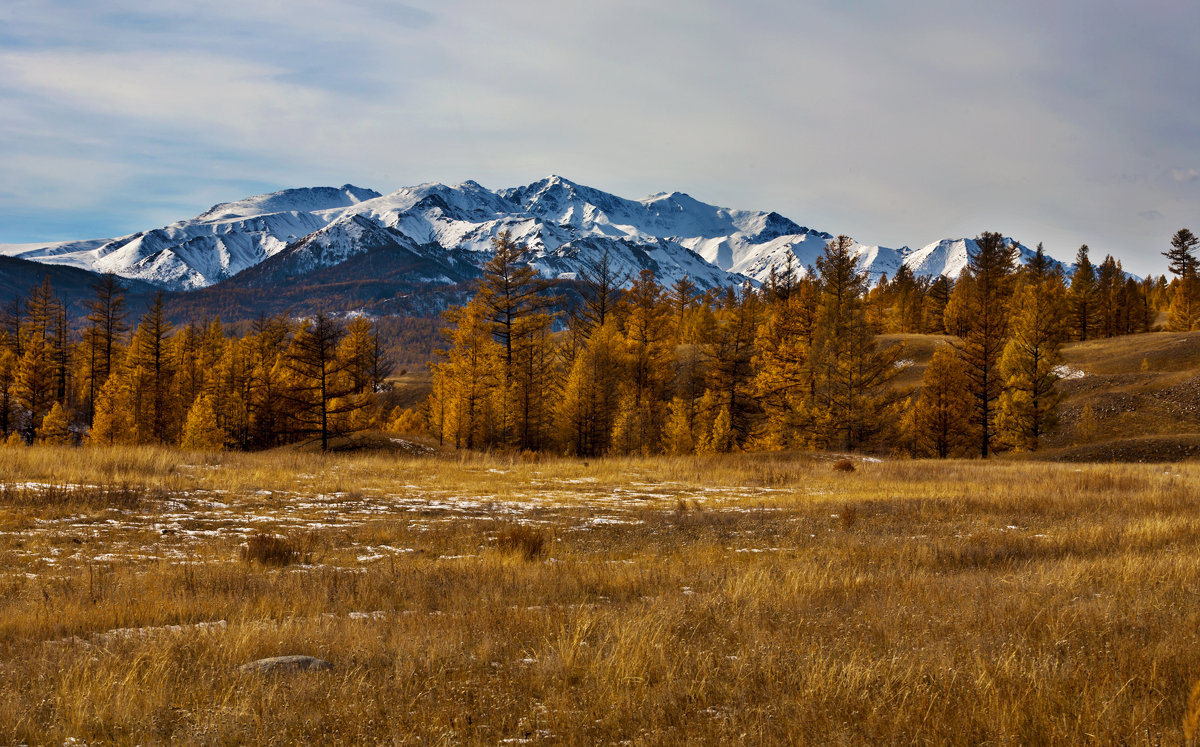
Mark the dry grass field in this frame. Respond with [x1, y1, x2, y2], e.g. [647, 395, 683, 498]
[1, 445, 1199, 743]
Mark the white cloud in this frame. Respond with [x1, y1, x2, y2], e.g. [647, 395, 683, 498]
[1, 0, 1198, 276]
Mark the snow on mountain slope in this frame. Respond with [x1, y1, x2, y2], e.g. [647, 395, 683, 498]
[1, 176, 1074, 292]
[196, 185, 381, 222]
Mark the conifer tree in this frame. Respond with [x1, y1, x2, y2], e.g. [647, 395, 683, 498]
[430, 298, 500, 449]
[1165, 229, 1200, 332]
[908, 345, 973, 458]
[89, 372, 133, 445]
[956, 232, 1018, 457]
[181, 394, 225, 451]
[662, 395, 695, 455]
[279, 312, 363, 450]
[82, 274, 128, 425]
[614, 270, 672, 453]
[246, 314, 290, 448]
[0, 348, 15, 438]
[576, 246, 628, 334]
[704, 284, 762, 447]
[126, 293, 177, 444]
[35, 402, 72, 446]
[753, 277, 819, 448]
[476, 231, 559, 449]
[923, 276, 952, 334]
[1163, 228, 1199, 278]
[13, 338, 54, 443]
[555, 320, 625, 456]
[1068, 245, 1099, 341]
[809, 236, 904, 450]
[996, 276, 1069, 450]
[1095, 254, 1121, 338]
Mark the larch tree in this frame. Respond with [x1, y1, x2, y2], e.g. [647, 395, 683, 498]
[955, 231, 1018, 458]
[809, 235, 904, 451]
[753, 275, 819, 449]
[82, 273, 128, 426]
[126, 293, 177, 444]
[907, 344, 973, 458]
[429, 298, 500, 450]
[181, 394, 225, 451]
[704, 284, 762, 448]
[279, 313, 364, 451]
[0, 348, 15, 438]
[1068, 245, 1098, 341]
[1165, 228, 1199, 332]
[923, 275, 952, 334]
[476, 231, 559, 450]
[13, 337, 55, 443]
[35, 401, 72, 445]
[996, 275, 1069, 451]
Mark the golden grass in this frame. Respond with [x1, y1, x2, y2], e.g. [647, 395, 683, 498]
[0, 446, 1198, 743]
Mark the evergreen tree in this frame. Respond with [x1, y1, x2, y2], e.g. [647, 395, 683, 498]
[1165, 229, 1200, 332]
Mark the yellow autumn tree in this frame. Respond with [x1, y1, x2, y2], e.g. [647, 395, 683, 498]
[996, 276, 1069, 451]
[908, 345, 973, 458]
[181, 394, 225, 451]
[89, 372, 134, 446]
[35, 402, 72, 445]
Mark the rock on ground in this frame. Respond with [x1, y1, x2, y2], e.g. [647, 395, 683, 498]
[239, 655, 333, 674]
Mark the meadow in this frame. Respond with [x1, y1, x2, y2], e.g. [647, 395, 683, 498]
[0, 445, 1197, 744]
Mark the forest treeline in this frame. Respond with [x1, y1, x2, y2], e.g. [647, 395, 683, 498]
[0, 277, 392, 450]
[1, 228, 1196, 455]
[425, 228, 1200, 458]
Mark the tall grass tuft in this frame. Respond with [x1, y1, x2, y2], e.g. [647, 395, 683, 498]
[1185, 679, 1200, 744]
[241, 533, 301, 566]
[496, 524, 546, 561]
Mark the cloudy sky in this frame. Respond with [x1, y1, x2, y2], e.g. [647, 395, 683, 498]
[1, 0, 1196, 275]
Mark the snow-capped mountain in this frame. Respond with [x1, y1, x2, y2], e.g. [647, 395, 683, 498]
[0, 176, 1071, 292]
[0, 185, 382, 290]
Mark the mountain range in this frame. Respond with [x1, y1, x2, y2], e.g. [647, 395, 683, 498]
[0, 176, 1067, 296]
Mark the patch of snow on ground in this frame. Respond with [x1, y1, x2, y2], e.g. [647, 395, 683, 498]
[1054, 365, 1086, 380]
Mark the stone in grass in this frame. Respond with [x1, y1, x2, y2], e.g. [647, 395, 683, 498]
[239, 655, 333, 675]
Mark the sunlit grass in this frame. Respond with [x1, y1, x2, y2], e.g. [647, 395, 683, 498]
[0, 445, 1196, 742]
